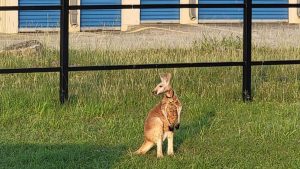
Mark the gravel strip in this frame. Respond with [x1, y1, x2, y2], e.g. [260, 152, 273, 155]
[0, 23, 299, 50]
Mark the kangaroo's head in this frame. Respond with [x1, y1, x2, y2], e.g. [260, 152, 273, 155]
[152, 73, 172, 96]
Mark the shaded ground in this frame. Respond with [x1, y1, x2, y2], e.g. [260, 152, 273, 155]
[0, 23, 300, 50]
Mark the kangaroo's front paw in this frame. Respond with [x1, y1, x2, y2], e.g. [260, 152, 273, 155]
[175, 123, 180, 130]
[168, 124, 175, 131]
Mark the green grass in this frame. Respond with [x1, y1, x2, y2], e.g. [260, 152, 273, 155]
[0, 37, 300, 168]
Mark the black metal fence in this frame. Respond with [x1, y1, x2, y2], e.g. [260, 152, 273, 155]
[0, 1, 300, 104]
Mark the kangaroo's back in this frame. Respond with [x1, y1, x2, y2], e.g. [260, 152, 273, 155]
[144, 102, 169, 132]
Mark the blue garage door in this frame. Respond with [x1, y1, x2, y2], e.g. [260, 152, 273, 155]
[199, 0, 288, 21]
[141, 0, 180, 23]
[81, 0, 121, 30]
[19, 0, 60, 28]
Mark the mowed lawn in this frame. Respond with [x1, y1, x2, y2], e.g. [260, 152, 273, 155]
[0, 38, 300, 168]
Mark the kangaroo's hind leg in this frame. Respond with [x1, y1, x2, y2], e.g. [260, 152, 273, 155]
[134, 140, 154, 155]
[166, 131, 174, 156]
[145, 117, 164, 158]
[156, 136, 163, 158]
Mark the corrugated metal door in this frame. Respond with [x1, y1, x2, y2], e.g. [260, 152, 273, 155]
[80, 0, 121, 30]
[19, 0, 60, 29]
[141, 0, 180, 23]
[252, 0, 288, 20]
[198, 0, 288, 21]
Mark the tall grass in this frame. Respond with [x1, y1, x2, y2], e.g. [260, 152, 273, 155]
[0, 37, 299, 168]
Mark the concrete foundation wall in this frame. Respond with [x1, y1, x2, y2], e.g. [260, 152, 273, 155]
[289, 0, 300, 23]
[180, 0, 198, 24]
[69, 0, 81, 32]
[121, 0, 140, 31]
[0, 0, 18, 33]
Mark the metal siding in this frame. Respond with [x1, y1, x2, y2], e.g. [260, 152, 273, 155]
[199, 0, 288, 20]
[19, 0, 60, 28]
[252, 0, 288, 20]
[80, 0, 121, 28]
[141, 0, 180, 22]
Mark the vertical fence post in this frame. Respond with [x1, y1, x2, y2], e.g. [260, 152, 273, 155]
[60, 0, 69, 104]
[243, 0, 252, 101]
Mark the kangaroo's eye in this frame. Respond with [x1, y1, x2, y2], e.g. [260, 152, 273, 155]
[159, 85, 163, 87]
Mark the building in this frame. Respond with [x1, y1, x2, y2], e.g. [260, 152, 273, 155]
[0, 0, 299, 33]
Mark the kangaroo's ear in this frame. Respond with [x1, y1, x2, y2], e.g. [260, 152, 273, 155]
[160, 73, 172, 84]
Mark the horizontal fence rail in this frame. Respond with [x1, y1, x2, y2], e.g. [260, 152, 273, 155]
[0, 68, 60, 74]
[2, 4, 300, 11]
[2, 60, 300, 74]
[0, 1, 300, 103]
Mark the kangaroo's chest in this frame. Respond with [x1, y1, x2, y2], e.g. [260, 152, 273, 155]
[165, 101, 178, 123]
[161, 98, 180, 131]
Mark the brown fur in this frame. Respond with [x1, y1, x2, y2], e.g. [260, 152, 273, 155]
[161, 90, 181, 131]
[134, 73, 182, 158]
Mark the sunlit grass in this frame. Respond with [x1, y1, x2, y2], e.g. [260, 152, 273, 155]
[0, 37, 299, 168]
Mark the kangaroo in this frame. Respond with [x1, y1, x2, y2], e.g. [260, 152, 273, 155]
[134, 73, 182, 158]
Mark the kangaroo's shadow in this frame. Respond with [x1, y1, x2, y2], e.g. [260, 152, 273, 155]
[0, 143, 127, 169]
[174, 111, 216, 151]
